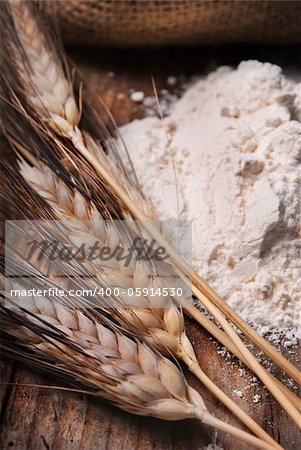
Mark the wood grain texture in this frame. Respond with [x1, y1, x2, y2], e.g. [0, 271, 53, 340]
[1, 45, 300, 450]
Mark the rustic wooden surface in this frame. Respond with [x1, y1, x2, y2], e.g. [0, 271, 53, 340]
[1, 45, 300, 450]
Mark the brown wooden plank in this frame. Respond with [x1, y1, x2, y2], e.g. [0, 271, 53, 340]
[0, 361, 15, 418]
[1, 366, 42, 449]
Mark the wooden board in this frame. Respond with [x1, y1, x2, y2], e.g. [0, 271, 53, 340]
[1, 45, 300, 450]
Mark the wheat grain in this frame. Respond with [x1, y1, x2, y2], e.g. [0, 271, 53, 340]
[10, 1, 79, 132]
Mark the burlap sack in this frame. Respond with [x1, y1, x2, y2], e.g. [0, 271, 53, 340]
[44, 0, 301, 47]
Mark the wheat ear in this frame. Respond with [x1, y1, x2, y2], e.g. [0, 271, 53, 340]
[0, 280, 276, 450]
[16, 159, 281, 449]
[8, 1, 80, 134]
[8, 0, 300, 389]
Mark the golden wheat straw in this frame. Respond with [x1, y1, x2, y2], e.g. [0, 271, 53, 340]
[17, 159, 281, 449]
[0, 283, 276, 450]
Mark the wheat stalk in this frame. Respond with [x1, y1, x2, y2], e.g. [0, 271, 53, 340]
[3, 0, 300, 432]
[0, 275, 276, 450]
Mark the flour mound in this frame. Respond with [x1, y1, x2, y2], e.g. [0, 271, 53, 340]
[117, 61, 301, 340]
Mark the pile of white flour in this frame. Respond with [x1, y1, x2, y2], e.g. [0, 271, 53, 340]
[118, 61, 301, 342]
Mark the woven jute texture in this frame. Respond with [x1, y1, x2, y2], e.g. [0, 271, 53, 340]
[43, 0, 301, 47]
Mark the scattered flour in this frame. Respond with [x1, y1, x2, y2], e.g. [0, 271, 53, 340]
[142, 90, 179, 117]
[130, 91, 145, 102]
[203, 445, 224, 450]
[233, 389, 244, 399]
[117, 61, 301, 341]
[253, 394, 261, 404]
